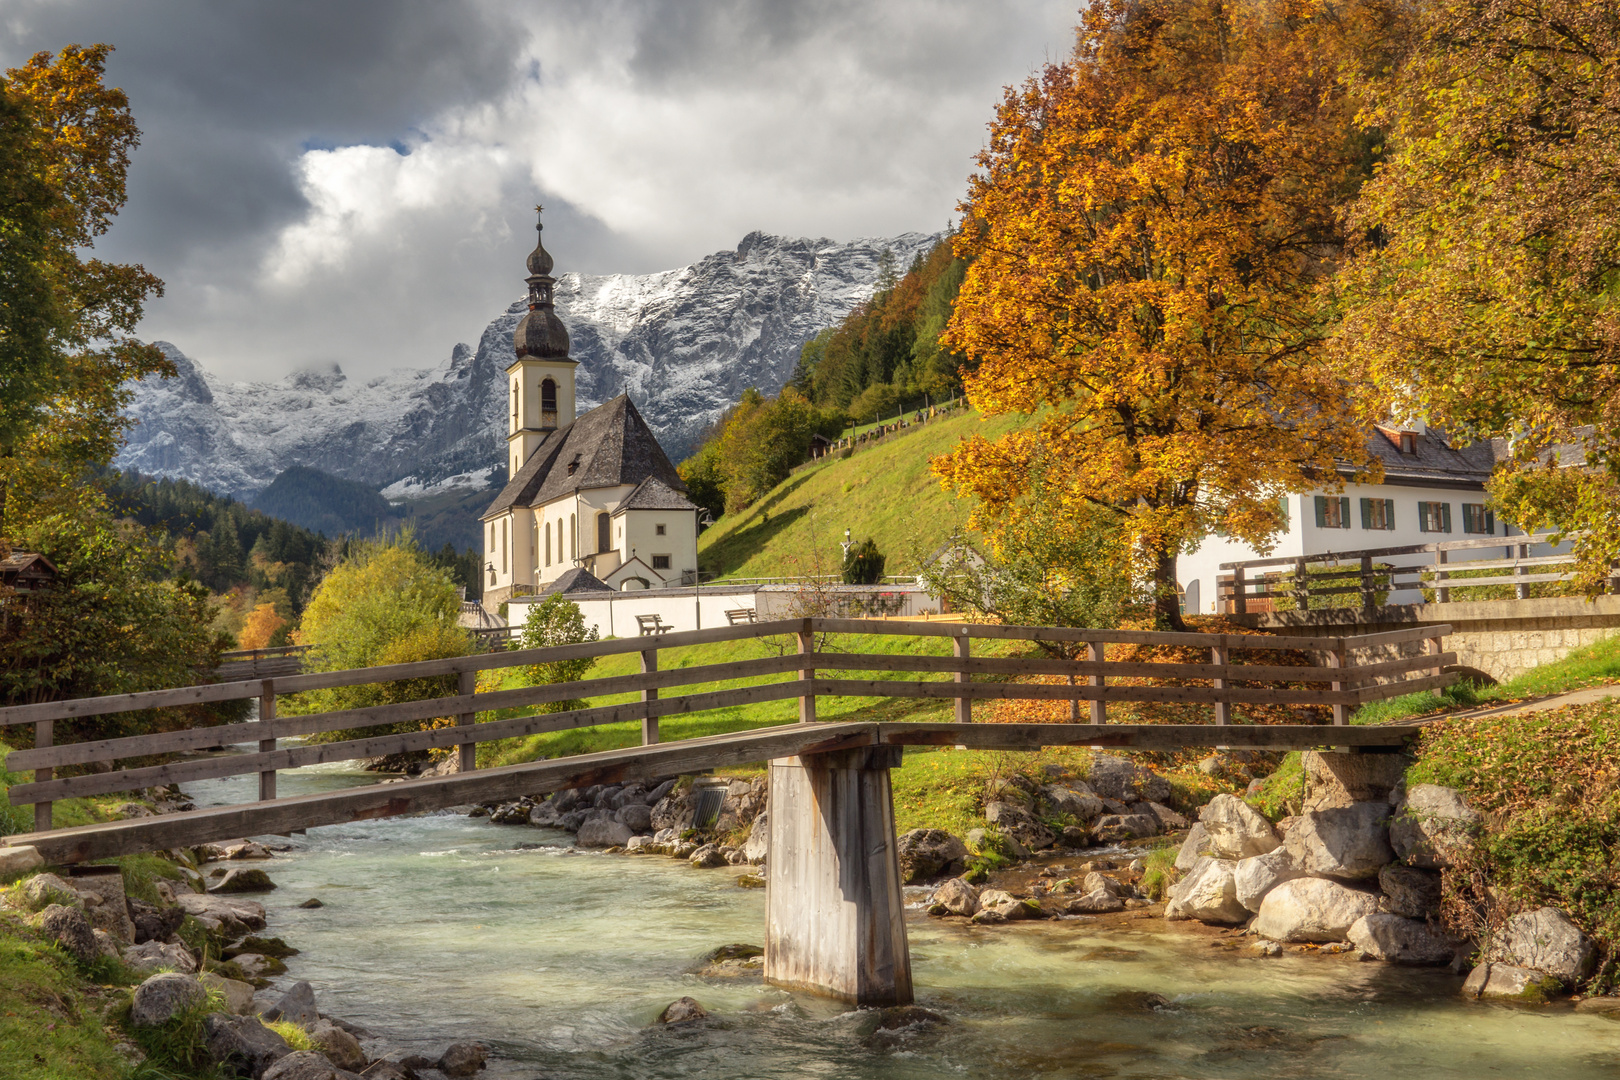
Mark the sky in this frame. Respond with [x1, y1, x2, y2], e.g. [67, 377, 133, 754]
[0, 1, 1080, 382]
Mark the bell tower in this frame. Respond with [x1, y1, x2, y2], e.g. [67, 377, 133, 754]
[506, 206, 579, 477]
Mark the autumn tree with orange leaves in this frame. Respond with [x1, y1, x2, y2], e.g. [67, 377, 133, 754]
[934, 0, 1398, 630]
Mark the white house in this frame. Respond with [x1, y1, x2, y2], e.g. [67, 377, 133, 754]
[480, 215, 699, 611]
[1178, 424, 1522, 613]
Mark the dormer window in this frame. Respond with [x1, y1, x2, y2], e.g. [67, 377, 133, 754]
[1399, 431, 1417, 454]
[567, 453, 581, 476]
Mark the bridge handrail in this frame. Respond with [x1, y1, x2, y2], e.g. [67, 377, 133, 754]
[2, 618, 1459, 830]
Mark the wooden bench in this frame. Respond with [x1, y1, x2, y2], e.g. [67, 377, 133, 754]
[636, 614, 674, 636]
[725, 608, 758, 626]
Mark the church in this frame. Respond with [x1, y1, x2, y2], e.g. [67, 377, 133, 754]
[480, 212, 699, 611]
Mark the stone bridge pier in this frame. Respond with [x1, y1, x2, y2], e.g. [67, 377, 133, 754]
[763, 745, 913, 1007]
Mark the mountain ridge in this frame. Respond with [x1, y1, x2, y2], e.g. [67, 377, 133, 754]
[115, 229, 940, 500]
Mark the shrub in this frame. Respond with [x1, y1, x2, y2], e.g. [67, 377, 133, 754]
[520, 594, 599, 711]
[842, 537, 886, 585]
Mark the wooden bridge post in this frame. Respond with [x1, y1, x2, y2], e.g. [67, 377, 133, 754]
[1360, 554, 1376, 614]
[1514, 543, 1529, 600]
[1327, 642, 1348, 726]
[1211, 645, 1230, 726]
[798, 626, 816, 724]
[1435, 547, 1451, 603]
[640, 649, 659, 745]
[457, 668, 479, 772]
[764, 744, 912, 1007]
[1089, 641, 1106, 724]
[1232, 566, 1247, 614]
[953, 631, 971, 724]
[257, 681, 277, 802]
[33, 720, 52, 833]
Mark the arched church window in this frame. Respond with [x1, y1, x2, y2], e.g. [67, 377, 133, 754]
[570, 513, 576, 560]
[597, 511, 611, 554]
[541, 378, 558, 428]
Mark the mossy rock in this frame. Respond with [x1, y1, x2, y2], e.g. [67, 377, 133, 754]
[703, 943, 763, 963]
[223, 936, 299, 960]
[1516, 974, 1567, 1005]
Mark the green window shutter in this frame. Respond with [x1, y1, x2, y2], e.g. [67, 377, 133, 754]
[1442, 503, 1452, 533]
[1314, 496, 1327, 527]
[1419, 502, 1430, 533]
[1338, 497, 1350, 528]
[1383, 499, 1395, 530]
[1359, 498, 1372, 529]
[1485, 508, 1495, 533]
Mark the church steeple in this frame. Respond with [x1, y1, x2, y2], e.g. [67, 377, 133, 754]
[506, 206, 579, 477]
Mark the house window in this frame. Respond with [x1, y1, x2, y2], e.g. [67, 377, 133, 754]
[597, 512, 611, 553]
[1360, 498, 1395, 530]
[652, 554, 671, 570]
[655, 524, 666, 536]
[1419, 501, 1452, 533]
[1462, 504, 1494, 534]
[1313, 495, 1350, 529]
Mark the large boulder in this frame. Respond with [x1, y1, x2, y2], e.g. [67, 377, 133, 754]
[1066, 890, 1126, 914]
[1086, 755, 1171, 804]
[21, 873, 81, 912]
[261, 980, 319, 1027]
[204, 1013, 291, 1077]
[1348, 913, 1457, 965]
[39, 904, 99, 965]
[1199, 794, 1280, 859]
[210, 867, 276, 894]
[1301, 751, 1409, 812]
[130, 972, 207, 1027]
[929, 878, 979, 917]
[896, 829, 969, 884]
[1389, 784, 1480, 869]
[176, 893, 267, 934]
[657, 997, 709, 1024]
[1164, 857, 1248, 924]
[1173, 822, 1211, 871]
[308, 1019, 367, 1072]
[1461, 963, 1566, 1003]
[983, 801, 1054, 851]
[1282, 802, 1394, 881]
[437, 1041, 489, 1077]
[200, 973, 256, 1015]
[66, 869, 137, 943]
[122, 940, 199, 975]
[1094, 814, 1159, 843]
[1487, 907, 1596, 986]
[1378, 864, 1442, 918]
[1141, 802, 1190, 831]
[741, 812, 769, 864]
[0, 845, 43, 877]
[615, 802, 654, 834]
[1252, 878, 1380, 943]
[261, 1050, 342, 1080]
[576, 817, 635, 848]
[1041, 784, 1104, 823]
[1232, 848, 1306, 913]
[129, 899, 185, 945]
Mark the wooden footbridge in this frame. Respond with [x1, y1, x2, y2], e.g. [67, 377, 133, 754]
[1, 618, 1451, 1005]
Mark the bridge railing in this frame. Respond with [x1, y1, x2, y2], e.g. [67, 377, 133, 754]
[1218, 530, 1614, 613]
[0, 618, 1456, 834]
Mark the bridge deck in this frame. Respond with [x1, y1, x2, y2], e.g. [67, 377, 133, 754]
[4, 721, 1419, 865]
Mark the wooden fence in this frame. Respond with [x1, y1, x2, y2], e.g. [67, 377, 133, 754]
[1219, 531, 1613, 613]
[214, 645, 312, 681]
[1, 618, 1455, 834]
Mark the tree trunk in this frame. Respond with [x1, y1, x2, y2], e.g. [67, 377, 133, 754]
[1150, 546, 1188, 633]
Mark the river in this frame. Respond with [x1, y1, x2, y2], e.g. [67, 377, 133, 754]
[182, 761, 1620, 1080]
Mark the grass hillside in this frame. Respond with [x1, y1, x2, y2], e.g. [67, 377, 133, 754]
[697, 407, 1029, 578]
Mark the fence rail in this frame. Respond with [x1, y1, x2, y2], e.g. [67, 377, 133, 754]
[2, 618, 1455, 834]
[1218, 531, 1615, 613]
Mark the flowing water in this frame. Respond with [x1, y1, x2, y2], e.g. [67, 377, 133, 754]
[182, 762, 1620, 1079]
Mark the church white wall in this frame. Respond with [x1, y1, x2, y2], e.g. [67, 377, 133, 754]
[619, 509, 699, 583]
[1178, 485, 1517, 614]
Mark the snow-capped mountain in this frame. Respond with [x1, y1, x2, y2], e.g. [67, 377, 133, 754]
[116, 230, 938, 499]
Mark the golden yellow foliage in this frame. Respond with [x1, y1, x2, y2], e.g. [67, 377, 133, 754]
[237, 602, 287, 651]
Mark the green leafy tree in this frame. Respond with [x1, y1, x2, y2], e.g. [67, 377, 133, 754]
[713, 387, 845, 511]
[676, 441, 727, 523]
[520, 594, 599, 712]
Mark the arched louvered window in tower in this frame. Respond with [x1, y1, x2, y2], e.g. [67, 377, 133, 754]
[541, 378, 558, 429]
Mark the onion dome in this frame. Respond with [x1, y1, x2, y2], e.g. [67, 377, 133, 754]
[515, 209, 570, 360]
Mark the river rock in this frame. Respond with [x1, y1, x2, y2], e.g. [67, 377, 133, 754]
[576, 818, 634, 848]
[644, 778, 679, 805]
[615, 802, 654, 833]
[262, 980, 320, 1027]
[211, 867, 277, 894]
[38, 903, 99, 965]
[1174, 822, 1211, 871]
[1487, 907, 1595, 985]
[1282, 802, 1394, 880]
[896, 829, 969, 884]
[131, 972, 207, 1027]
[1461, 962, 1566, 1003]
[358, 1063, 415, 1080]
[204, 1013, 291, 1077]
[129, 899, 185, 945]
[984, 801, 1054, 851]
[1301, 750, 1409, 812]
[1141, 802, 1190, 831]
[1086, 754, 1171, 804]
[309, 1019, 367, 1072]
[1390, 784, 1480, 869]
[1042, 784, 1104, 823]
[122, 940, 198, 975]
[592, 785, 620, 809]
[689, 843, 728, 869]
[742, 812, 769, 863]
[610, 784, 647, 810]
[1083, 872, 1124, 897]
[1348, 913, 1457, 965]
[1096, 813, 1159, 842]
[1232, 848, 1305, 913]
[0, 845, 43, 876]
[262, 1050, 344, 1080]
[488, 801, 532, 825]
[22, 872, 81, 911]
[201, 973, 257, 1015]
[1199, 795, 1280, 859]
[234, 953, 290, 981]
[657, 997, 709, 1024]
[1067, 890, 1126, 914]
[1164, 857, 1247, 924]
[1378, 864, 1442, 918]
[92, 928, 121, 959]
[930, 878, 979, 917]
[1252, 878, 1380, 943]
[436, 1041, 489, 1077]
[178, 893, 267, 933]
[67, 869, 136, 942]
[550, 788, 583, 814]
[624, 835, 656, 853]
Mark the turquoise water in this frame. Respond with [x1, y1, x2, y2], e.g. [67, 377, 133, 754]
[182, 764, 1620, 1079]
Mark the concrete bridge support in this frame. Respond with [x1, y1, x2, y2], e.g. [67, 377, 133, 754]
[763, 744, 912, 1007]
